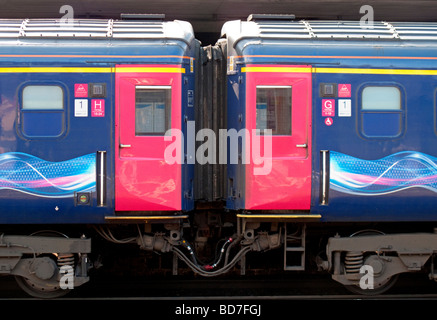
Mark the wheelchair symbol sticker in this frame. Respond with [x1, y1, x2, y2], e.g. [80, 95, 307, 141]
[325, 117, 333, 126]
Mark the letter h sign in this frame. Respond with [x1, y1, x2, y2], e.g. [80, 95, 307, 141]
[91, 99, 105, 117]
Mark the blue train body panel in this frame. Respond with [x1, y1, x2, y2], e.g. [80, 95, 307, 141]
[0, 68, 114, 223]
[0, 19, 197, 224]
[312, 71, 437, 222]
[4, 17, 437, 224]
[221, 19, 437, 222]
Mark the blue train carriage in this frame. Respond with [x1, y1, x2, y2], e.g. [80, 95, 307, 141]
[0, 17, 198, 298]
[220, 14, 437, 293]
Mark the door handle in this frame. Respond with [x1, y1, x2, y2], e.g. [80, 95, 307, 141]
[120, 144, 131, 148]
[296, 144, 308, 148]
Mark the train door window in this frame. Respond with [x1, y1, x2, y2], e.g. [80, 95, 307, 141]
[361, 86, 403, 138]
[256, 86, 292, 135]
[20, 85, 65, 138]
[135, 86, 171, 135]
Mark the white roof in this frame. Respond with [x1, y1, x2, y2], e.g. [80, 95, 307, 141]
[0, 18, 194, 44]
[222, 18, 437, 41]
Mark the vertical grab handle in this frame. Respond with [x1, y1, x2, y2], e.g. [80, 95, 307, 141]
[96, 151, 107, 207]
[320, 150, 330, 205]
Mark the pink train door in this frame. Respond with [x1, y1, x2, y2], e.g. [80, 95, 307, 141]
[244, 65, 312, 210]
[115, 65, 182, 211]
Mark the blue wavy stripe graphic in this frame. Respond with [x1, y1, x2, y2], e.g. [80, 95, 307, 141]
[0, 152, 96, 198]
[330, 151, 437, 195]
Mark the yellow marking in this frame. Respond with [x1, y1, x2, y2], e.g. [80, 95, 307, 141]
[236, 213, 321, 219]
[242, 66, 437, 76]
[0, 66, 185, 73]
[115, 67, 185, 73]
[241, 66, 312, 73]
[105, 215, 188, 221]
[0, 67, 112, 73]
[314, 67, 437, 76]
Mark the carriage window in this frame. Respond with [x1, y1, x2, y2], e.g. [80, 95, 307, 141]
[362, 87, 401, 110]
[256, 86, 291, 135]
[361, 86, 403, 138]
[135, 86, 171, 135]
[23, 86, 64, 110]
[21, 85, 65, 137]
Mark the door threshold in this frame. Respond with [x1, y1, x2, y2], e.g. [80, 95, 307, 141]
[105, 215, 189, 223]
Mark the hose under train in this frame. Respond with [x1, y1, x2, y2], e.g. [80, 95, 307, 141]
[95, 225, 281, 277]
[172, 237, 252, 277]
[135, 232, 255, 277]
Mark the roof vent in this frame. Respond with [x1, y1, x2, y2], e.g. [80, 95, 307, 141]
[247, 14, 296, 22]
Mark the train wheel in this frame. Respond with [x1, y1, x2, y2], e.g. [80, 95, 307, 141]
[14, 230, 74, 298]
[343, 229, 399, 295]
[15, 272, 70, 299]
[344, 272, 399, 295]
